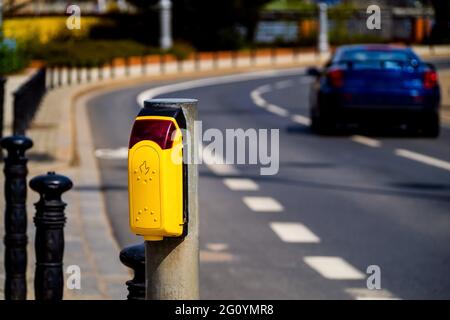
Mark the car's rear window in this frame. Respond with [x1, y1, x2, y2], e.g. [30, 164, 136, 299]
[335, 49, 415, 70]
[338, 50, 411, 62]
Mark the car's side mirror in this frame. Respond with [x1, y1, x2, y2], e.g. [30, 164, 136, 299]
[307, 67, 321, 77]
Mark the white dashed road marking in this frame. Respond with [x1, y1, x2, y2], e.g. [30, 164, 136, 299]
[274, 79, 294, 89]
[95, 147, 128, 160]
[223, 178, 259, 191]
[137, 68, 306, 106]
[243, 197, 284, 212]
[250, 85, 291, 117]
[345, 288, 400, 300]
[200, 145, 240, 176]
[291, 114, 311, 126]
[206, 243, 229, 252]
[304, 256, 366, 280]
[266, 104, 289, 117]
[351, 135, 382, 148]
[270, 222, 320, 243]
[395, 149, 450, 171]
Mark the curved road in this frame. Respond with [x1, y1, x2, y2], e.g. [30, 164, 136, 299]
[87, 63, 450, 299]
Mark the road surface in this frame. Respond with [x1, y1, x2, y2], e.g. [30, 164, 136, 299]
[87, 62, 450, 299]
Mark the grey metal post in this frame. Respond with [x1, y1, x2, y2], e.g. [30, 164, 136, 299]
[318, 2, 329, 55]
[159, 0, 173, 50]
[145, 99, 199, 300]
[97, 0, 106, 13]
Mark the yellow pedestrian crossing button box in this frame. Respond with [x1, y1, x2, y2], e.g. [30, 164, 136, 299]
[128, 100, 187, 241]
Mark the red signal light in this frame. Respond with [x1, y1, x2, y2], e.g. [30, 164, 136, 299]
[129, 119, 177, 149]
[423, 70, 438, 89]
[327, 68, 344, 88]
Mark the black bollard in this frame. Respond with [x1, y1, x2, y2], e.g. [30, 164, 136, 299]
[1, 135, 33, 300]
[119, 243, 145, 300]
[30, 172, 73, 300]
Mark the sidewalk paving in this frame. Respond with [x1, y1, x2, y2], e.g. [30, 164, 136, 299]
[1, 46, 450, 300]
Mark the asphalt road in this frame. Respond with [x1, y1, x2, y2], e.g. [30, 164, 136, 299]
[87, 63, 450, 299]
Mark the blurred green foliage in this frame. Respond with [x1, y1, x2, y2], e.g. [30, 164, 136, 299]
[28, 40, 149, 67]
[26, 38, 196, 67]
[0, 42, 29, 75]
[264, 0, 315, 12]
[169, 42, 195, 61]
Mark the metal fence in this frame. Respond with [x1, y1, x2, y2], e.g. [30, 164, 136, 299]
[13, 68, 47, 135]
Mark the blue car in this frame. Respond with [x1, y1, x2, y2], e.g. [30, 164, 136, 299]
[308, 44, 441, 137]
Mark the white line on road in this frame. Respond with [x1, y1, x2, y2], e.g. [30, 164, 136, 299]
[137, 68, 306, 106]
[95, 147, 128, 160]
[251, 84, 311, 122]
[270, 222, 320, 243]
[250, 90, 268, 107]
[345, 288, 400, 300]
[304, 256, 366, 280]
[257, 84, 272, 94]
[291, 114, 311, 126]
[250, 85, 293, 118]
[274, 79, 294, 90]
[266, 104, 289, 117]
[351, 135, 382, 148]
[200, 145, 240, 176]
[243, 197, 284, 212]
[223, 178, 259, 191]
[395, 149, 450, 171]
[206, 243, 229, 252]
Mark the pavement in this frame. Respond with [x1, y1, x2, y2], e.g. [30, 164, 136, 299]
[0, 46, 449, 300]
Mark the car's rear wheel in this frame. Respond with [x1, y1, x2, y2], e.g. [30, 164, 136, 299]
[421, 113, 440, 138]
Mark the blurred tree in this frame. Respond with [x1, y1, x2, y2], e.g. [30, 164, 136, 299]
[429, 0, 450, 43]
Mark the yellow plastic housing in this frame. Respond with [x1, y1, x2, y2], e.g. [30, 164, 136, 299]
[128, 116, 184, 241]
